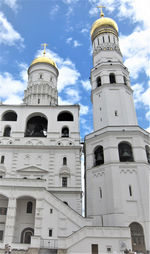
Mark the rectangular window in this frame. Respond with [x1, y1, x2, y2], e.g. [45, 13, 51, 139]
[0, 208, 7, 215]
[1, 156, 4, 164]
[50, 209, 53, 214]
[129, 185, 132, 196]
[99, 187, 102, 198]
[49, 229, 52, 237]
[62, 177, 67, 187]
[91, 244, 98, 254]
[38, 99, 40, 104]
[0, 230, 3, 241]
[107, 246, 112, 252]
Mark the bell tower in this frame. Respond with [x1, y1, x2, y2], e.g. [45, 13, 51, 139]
[24, 44, 58, 106]
[85, 8, 150, 254]
[90, 7, 137, 131]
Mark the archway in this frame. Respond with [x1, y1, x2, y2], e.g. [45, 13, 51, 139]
[129, 222, 146, 253]
[21, 227, 34, 244]
[25, 115, 47, 137]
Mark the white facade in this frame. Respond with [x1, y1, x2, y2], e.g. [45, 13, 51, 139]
[0, 13, 149, 254]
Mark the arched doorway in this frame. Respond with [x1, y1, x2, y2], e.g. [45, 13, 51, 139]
[129, 222, 146, 253]
[21, 227, 34, 244]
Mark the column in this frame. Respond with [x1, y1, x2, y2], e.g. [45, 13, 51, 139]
[4, 198, 16, 244]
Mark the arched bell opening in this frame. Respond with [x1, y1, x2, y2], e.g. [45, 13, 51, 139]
[145, 145, 150, 164]
[61, 126, 69, 137]
[25, 115, 47, 137]
[57, 111, 73, 121]
[94, 146, 104, 166]
[129, 222, 146, 253]
[118, 142, 134, 162]
[2, 111, 17, 121]
[109, 73, 116, 84]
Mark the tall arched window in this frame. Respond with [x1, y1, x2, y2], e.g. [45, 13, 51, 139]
[145, 145, 150, 164]
[3, 126, 11, 137]
[129, 222, 146, 253]
[63, 157, 67, 165]
[61, 127, 69, 137]
[25, 115, 47, 137]
[109, 73, 116, 84]
[2, 111, 17, 121]
[26, 201, 33, 213]
[96, 77, 101, 87]
[118, 142, 134, 162]
[94, 146, 104, 166]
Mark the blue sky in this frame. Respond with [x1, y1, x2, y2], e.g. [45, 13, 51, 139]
[0, 0, 150, 139]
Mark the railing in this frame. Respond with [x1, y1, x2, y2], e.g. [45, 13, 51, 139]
[40, 239, 58, 249]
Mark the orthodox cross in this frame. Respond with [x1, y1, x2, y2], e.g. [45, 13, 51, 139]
[41, 43, 48, 55]
[97, 5, 105, 17]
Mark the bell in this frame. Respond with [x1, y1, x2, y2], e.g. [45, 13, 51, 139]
[96, 153, 103, 160]
[122, 150, 130, 157]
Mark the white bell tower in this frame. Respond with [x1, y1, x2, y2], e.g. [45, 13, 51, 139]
[90, 7, 137, 131]
[85, 8, 150, 254]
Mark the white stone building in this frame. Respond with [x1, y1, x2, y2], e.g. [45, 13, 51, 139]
[0, 11, 149, 254]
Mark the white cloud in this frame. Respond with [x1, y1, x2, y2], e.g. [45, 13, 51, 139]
[0, 12, 24, 46]
[80, 104, 89, 115]
[49, 4, 59, 19]
[66, 37, 82, 47]
[65, 88, 81, 103]
[2, 0, 18, 11]
[81, 80, 91, 91]
[146, 127, 150, 133]
[66, 37, 72, 44]
[63, 0, 79, 3]
[0, 71, 26, 104]
[73, 40, 82, 47]
[35, 49, 80, 92]
[81, 28, 89, 34]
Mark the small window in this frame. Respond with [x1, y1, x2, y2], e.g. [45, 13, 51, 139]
[123, 76, 127, 85]
[108, 35, 110, 43]
[61, 127, 69, 137]
[26, 201, 33, 214]
[97, 38, 99, 45]
[0, 230, 3, 241]
[1, 156, 5, 164]
[96, 76, 101, 87]
[49, 229, 52, 237]
[145, 145, 150, 164]
[115, 110, 118, 116]
[0, 208, 7, 215]
[40, 74, 43, 79]
[129, 185, 132, 196]
[91, 244, 98, 254]
[50, 209, 53, 214]
[107, 247, 112, 252]
[109, 73, 116, 84]
[63, 157, 67, 165]
[103, 36, 105, 43]
[62, 177, 67, 187]
[94, 146, 104, 166]
[3, 126, 11, 137]
[38, 99, 40, 104]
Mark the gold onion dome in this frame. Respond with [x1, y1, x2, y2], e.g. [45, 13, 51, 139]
[30, 56, 57, 68]
[91, 7, 118, 38]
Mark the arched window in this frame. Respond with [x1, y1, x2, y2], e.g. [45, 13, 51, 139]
[123, 76, 127, 85]
[129, 222, 146, 253]
[2, 111, 17, 121]
[109, 73, 116, 84]
[61, 127, 69, 137]
[25, 115, 47, 137]
[145, 145, 150, 164]
[94, 146, 104, 166]
[96, 77, 101, 87]
[118, 142, 134, 162]
[21, 228, 34, 244]
[26, 201, 33, 213]
[57, 111, 73, 121]
[3, 126, 11, 137]
[63, 157, 67, 165]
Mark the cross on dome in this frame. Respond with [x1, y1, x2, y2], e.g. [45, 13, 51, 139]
[41, 43, 48, 55]
[97, 5, 105, 17]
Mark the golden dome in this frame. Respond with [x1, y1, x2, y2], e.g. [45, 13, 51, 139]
[91, 16, 118, 37]
[30, 56, 57, 68]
